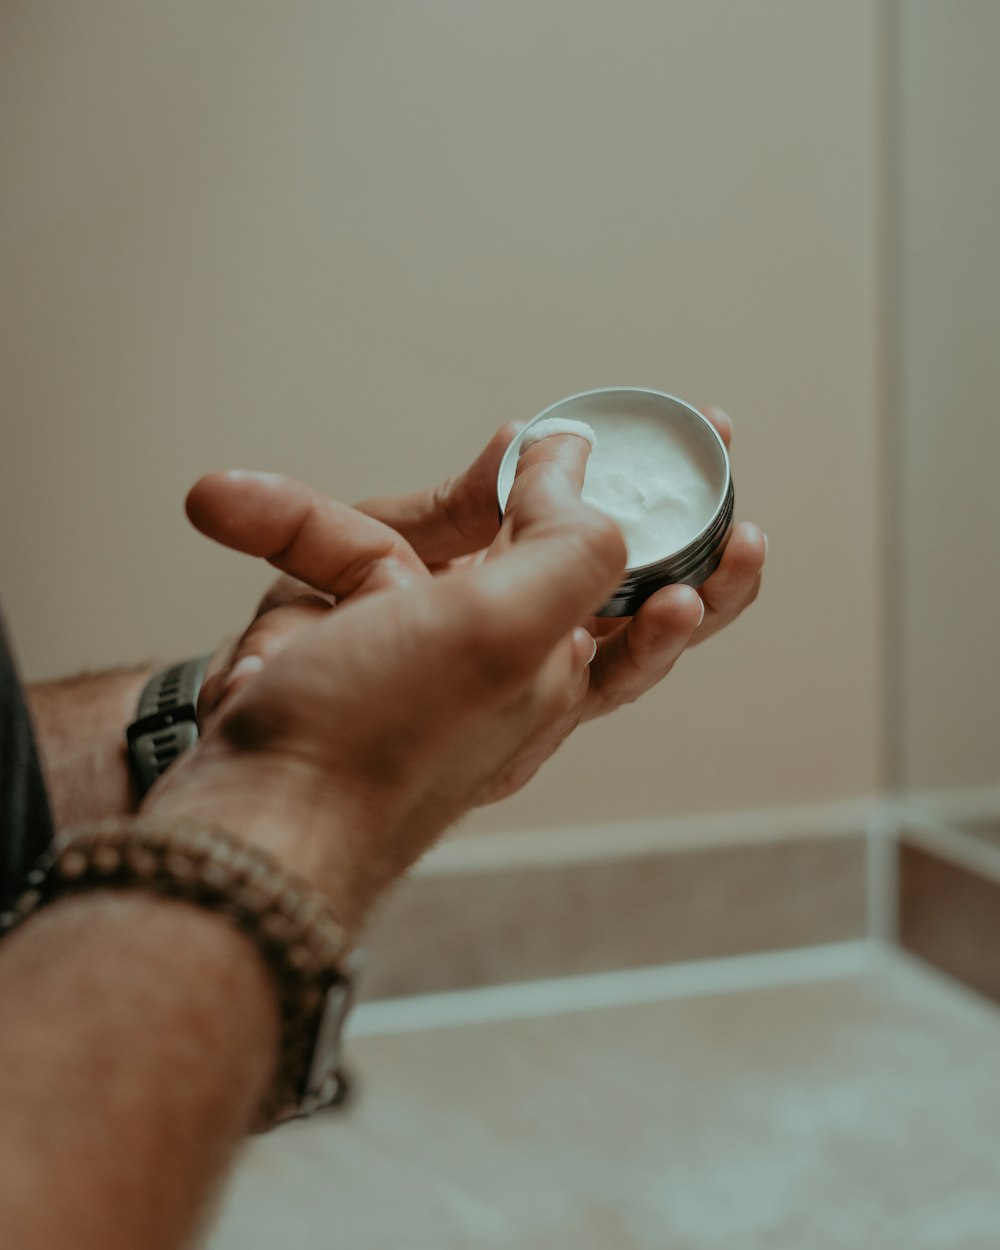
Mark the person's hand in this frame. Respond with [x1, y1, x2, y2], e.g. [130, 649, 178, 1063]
[358, 408, 765, 661]
[579, 500, 765, 717]
[192, 474, 432, 720]
[145, 437, 624, 933]
[200, 408, 764, 729]
[364, 406, 765, 798]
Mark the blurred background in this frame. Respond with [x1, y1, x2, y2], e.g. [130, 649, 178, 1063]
[1, 2, 999, 1246]
[2, 0, 889, 832]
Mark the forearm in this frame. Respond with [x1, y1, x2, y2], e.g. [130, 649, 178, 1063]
[0, 890, 278, 1250]
[26, 666, 151, 827]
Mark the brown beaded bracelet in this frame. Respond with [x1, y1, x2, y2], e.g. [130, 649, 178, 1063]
[0, 818, 355, 1132]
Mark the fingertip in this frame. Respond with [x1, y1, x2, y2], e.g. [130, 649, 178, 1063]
[224, 653, 265, 693]
[186, 470, 284, 530]
[703, 406, 733, 447]
[673, 582, 706, 630]
[572, 626, 598, 668]
[477, 423, 526, 473]
[184, 471, 226, 530]
[222, 469, 285, 484]
[499, 420, 526, 447]
[617, 580, 705, 677]
[639, 582, 705, 634]
[514, 432, 594, 498]
[196, 668, 225, 721]
[733, 521, 767, 568]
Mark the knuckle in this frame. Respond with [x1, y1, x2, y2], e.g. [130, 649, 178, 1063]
[432, 474, 472, 540]
[381, 545, 424, 587]
[533, 644, 582, 715]
[550, 677, 580, 722]
[458, 585, 538, 688]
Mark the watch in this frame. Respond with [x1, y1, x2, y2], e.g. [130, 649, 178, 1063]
[126, 655, 212, 795]
[118, 656, 359, 1124]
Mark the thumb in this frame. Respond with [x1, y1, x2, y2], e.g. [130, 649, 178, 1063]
[473, 430, 626, 653]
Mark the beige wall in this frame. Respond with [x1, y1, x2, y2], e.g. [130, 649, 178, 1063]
[896, 0, 1000, 794]
[0, 1, 885, 832]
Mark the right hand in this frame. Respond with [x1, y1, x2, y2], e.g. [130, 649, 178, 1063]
[143, 435, 625, 935]
[200, 412, 764, 756]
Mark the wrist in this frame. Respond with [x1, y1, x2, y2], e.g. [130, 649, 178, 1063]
[0, 888, 279, 1248]
[6, 816, 356, 1128]
[28, 666, 153, 825]
[141, 742, 387, 938]
[21, 888, 281, 1056]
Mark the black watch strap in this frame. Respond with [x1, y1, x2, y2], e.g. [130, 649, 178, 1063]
[126, 655, 212, 796]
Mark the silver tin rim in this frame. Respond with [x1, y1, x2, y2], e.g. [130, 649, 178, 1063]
[497, 388, 734, 617]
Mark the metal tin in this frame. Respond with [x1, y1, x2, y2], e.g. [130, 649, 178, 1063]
[497, 388, 734, 617]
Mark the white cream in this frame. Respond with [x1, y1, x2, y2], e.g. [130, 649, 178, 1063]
[521, 417, 599, 451]
[522, 412, 720, 567]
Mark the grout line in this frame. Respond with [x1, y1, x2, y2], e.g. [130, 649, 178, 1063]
[876, 0, 906, 796]
[897, 813, 1000, 886]
[347, 942, 876, 1039]
[866, 801, 900, 942]
[419, 789, 1000, 881]
[876, 944, 1000, 1028]
[901, 784, 1000, 824]
[419, 799, 877, 876]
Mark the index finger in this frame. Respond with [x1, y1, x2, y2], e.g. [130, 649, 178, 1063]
[186, 471, 430, 600]
[498, 426, 595, 545]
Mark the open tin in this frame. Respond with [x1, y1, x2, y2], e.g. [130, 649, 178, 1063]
[497, 388, 734, 617]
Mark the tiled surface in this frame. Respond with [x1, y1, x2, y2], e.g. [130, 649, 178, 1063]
[899, 839, 1000, 1005]
[954, 817, 1000, 851]
[361, 835, 866, 999]
[207, 952, 1000, 1250]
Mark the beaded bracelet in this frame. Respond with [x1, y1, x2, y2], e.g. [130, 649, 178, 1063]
[0, 818, 355, 1131]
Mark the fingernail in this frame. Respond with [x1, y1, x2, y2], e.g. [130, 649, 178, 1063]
[708, 406, 733, 432]
[223, 470, 283, 486]
[695, 596, 706, 627]
[225, 654, 264, 687]
[519, 419, 598, 453]
[574, 627, 598, 666]
[762, 532, 769, 559]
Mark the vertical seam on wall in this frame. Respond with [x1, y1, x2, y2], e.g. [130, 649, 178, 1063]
[876, 0, 905, 797]
[866, 799, 900, 944]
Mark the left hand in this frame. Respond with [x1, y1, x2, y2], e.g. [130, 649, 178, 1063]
[189, 408, 765, 799]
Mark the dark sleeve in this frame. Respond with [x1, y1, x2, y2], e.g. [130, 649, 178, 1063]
[0, 613, 55, 910]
